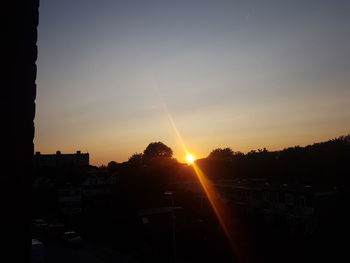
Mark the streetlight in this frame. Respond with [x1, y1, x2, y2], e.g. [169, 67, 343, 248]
[164, 191, 176, 263]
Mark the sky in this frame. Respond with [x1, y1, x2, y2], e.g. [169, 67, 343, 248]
[35, 0, 350, 165]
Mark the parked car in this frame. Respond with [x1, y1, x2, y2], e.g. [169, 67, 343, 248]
[61, 231, 82, 246]
[31, 239, 44, 263]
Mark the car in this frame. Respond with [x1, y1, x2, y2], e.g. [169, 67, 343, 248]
[61, 231, 82, 246]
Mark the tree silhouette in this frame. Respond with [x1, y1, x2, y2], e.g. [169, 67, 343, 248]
[107, 161, 122, 173]
[128, 153, 144, 166]
[208, 147, 234, 160]
[143, 141, 173, 158]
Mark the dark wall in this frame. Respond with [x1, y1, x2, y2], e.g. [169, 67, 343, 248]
[3, 1, 39, 262]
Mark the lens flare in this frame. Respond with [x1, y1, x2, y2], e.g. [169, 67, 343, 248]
[163, 111, 238, 253]
[153, 84, 240, 260]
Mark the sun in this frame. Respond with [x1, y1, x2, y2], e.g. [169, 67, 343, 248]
[186, 154, 195, 164]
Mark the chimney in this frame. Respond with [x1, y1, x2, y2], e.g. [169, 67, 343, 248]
[35, 151, 40, 155]
[76, 150, 81, 154]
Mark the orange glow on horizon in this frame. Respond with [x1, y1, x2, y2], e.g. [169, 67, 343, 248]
[186, 153, 195, 164]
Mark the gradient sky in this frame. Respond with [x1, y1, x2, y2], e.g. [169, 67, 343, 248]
[35, 0, 350, 165]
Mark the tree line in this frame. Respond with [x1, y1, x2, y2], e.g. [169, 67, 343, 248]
[106, 135, 350, 209]
[108, 135, 350, 185]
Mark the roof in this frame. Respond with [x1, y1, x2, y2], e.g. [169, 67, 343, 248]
[214, 179, 340, 194]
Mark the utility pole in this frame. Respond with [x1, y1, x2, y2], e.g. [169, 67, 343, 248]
[165, 191, 177, 263]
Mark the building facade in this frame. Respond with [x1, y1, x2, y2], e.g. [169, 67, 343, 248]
[34, 150, 89, 168]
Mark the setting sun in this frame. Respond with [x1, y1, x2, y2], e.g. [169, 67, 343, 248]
[186, 154, 195, 164]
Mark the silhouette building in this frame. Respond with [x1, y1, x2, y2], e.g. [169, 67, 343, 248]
[34, 151, 89, 168]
